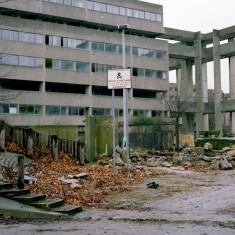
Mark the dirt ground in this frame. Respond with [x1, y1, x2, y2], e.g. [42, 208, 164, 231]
[0, 168, 235, 235]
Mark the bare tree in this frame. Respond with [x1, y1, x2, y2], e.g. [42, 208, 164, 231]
[165, 84, 194, 152]
[0, 45, 22, 102]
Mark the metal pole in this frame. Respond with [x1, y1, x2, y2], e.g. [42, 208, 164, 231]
[223, 92, 225, 135]
[112, 89, 116, 173]
[122, 29, 130, 178]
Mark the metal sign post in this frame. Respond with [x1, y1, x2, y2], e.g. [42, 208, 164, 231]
[112, 89, 116, 173]
[108, 68, 131, 177]
[107, 23, 131, 177]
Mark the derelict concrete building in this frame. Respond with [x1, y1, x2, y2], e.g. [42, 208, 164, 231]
[1, 0, 235, 136]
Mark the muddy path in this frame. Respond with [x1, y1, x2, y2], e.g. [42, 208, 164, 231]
[1, 168, 235, 235]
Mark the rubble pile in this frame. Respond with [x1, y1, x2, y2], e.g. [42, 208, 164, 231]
[113, 142, 235, 173]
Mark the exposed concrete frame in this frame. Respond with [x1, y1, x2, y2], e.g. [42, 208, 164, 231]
[157, 26, 235, 136]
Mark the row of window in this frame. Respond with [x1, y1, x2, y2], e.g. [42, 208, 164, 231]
[92, 63, 167, 79]
[87, 1, 162, 22]
[91, 41, 129, 54]
[0, 29, 43, 44]
[0, 54, 43, 67]
[133, 68, 167, 80]
[45, 58, 90, 72]
[0, 103, 155, 117]
[43, 0, 85, 7]
[47, 36, 167, 60]
[45, 35, 89, 49]
[0, 29, 167, 60]
[46, 106, 113, 116]
[0, 104, 41, 115]
[46, 106, 86, 115]
[0, 103, 86, 116]
[0, 56, 167, 79]
[42, 0, 162, 22]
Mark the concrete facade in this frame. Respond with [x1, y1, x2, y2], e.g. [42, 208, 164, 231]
[0, 0, 168, 126]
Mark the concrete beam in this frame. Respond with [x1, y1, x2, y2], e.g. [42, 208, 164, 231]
[169, 58, 181, 70]
[219, 41, 235, 58]
[168, 43, 195, 59]
[219, 25, 235, 41]
[157, 27, 196, 43]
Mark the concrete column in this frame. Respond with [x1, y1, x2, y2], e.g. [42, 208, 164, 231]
[182, 113, 194, 134]
[180, 59, 193, 101]
[86, 85, 92, 115]
[128, 108, 133, 117]
[229, 55, 235, 133]
[213, 30, 222, 134]
[146, 110, 151, 117]
[163, 91, 170, 118]
[202, 63, 209, 130]
[176, 68, 181, 95]
[128, 88, 133, 97]
[0, 120, 5, 150]
[40, 82, 46, 116]
[85, 85, 92, 95]
[195, 32, 204, 135]
[180, 59, 194, 133]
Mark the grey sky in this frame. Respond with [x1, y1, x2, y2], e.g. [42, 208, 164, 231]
[143, 0, 235, 32]
[142, 0, 235, 93]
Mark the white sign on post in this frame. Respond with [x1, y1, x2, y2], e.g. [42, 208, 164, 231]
[108, 69, 131, 89]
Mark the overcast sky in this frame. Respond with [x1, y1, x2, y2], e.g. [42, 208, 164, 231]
[142, 0, 235, 93]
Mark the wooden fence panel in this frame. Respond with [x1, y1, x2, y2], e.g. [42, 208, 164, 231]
[118, 125, 173, 150]
[4, 125, 85, 164]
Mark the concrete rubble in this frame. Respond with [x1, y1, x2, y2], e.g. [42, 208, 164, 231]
[109, 144, 235, 173]
[60, 173, 91, 189]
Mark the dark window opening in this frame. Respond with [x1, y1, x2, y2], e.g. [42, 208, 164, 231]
[133, 89, 156, 98]
[0, 79, 41, 91]
[46, 82, 87, 94]
[45, 58, 52, 68]
[92, 86, 123, 96]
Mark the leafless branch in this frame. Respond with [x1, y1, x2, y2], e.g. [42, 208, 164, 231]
[0, 45, 20, 101]
[0, 89, 23, 102]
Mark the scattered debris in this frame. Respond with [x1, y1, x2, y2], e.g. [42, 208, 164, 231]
[222, 147, 230, 152]
[68, 173, 91, 179]
[204, 142, 213, 150]
[161, 161, 172, 168]
[219, 156, 233, 170]
[1, 141, 235, 208]
[146, 182, 159, 189]
[24, 176, 36, 184]
[60, 176, 80, 184]
[170, 166, 186, 171]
